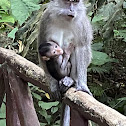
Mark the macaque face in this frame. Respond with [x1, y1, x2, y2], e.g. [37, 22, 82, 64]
[58, 0, 81, 19]
[46, 42, 63, 58]
[62, 0, 80, 11]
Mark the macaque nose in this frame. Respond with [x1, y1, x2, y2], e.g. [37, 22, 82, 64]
[70, 3, 74, 12]
[57, 49, 63, 55]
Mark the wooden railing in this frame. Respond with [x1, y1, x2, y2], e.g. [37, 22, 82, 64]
[0, 47, 126, 126]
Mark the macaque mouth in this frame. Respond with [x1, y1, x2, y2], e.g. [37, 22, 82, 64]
[67, 14, 74, 18]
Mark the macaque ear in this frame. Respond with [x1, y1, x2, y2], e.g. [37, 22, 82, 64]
[41, 56, 50, 61]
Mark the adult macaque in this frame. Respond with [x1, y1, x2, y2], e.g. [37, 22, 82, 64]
[39, 41, 74, 91]
[38, 0, 93, 125]
[38, 0, 93, 95]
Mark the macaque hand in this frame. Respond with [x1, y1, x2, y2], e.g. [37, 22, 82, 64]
[59, 76, 74, 94]
[64, 43, 75, 55]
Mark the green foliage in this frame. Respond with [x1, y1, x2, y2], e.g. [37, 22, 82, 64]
[114, 30, 126, 42]
[38, 101, 59, 125]
[0, 0, 15, 25]
[92, 50, 114, 66]
[88, 0, 126, 116]
[39, 101, 59, 110]
[0, 14, 15, 23]
[0, 119, 6, 126]
[0, 102, 6, 126]
[0, 103, 6, 118]
[0, 0, 40, 40]
[0, 0, 10, 11]
[107, 97, 126, 115]
[32, 92, 42, 100]
[51, 107, 58, 114]
[29, 83, 60, 125]
[10, 0, 40, 25]
[91, 42, 103, 51]
[89, 43, 118, 74]
[8, 27, 18, 39]
[118, 97, 126, 101]
[88, 65, 111, 74]
[90, 85, 104, 97]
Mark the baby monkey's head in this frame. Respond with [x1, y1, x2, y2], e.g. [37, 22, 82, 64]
[39, 41, 63, 61]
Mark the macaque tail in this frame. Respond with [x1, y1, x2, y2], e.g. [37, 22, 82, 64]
[61, 103, 70, 126]
[61, 103, 88, 126]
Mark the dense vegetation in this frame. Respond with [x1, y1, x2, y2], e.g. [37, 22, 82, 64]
[0, 0, 126, 125]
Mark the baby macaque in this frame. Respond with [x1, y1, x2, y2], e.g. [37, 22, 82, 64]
[39, 41, 63, 60]
[39, 41, 74, 92]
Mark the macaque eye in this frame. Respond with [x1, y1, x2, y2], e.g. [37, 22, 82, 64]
[65, 0, 79, 2]
[63, 0, 71, 3]
[55, 45, 57, 48]
[74, 0, 79, 2]
[53, 51, 56, 54]
[73, 0, 79, 4]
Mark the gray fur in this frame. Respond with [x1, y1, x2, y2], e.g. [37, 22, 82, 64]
[38, 0, 93, 125]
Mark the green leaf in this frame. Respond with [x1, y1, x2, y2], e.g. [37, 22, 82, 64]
[40, 123, 47, 126]
[90, 85, 104, 97]
[114, 30, 126, 41]
[0, 0, 10, 11]
[10, 0, 40, 25]
[39, 109, 48, 118]
[92, 43, 103, 51]
[92, 50, 108, 65]
[38, 101, 59, 110]
[0, 103, 6, 118]
[99, 2, 115, 21]
[31, 0, 40, 4]
[32, 92, 41, 100]
[53, 120, 60, 125]
[0, 119, 6, 126]
[92, 15, 105, 23]
[0, 14, 15, 23]
[117, 97, 126, 101]
[39, 109, 51, 124]
[88, 65, 110, 74]
[51, 107, 58, 114]
[46, 115, 51, 124]
[8, 27, 18, 39]
[91, 50, 117, 66]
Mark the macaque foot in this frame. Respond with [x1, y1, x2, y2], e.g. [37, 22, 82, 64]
[76, 86, 93, 96]
[59, 76, 74, 94]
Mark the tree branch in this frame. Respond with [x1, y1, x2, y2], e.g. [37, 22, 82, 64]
[64, 88, 126, 126]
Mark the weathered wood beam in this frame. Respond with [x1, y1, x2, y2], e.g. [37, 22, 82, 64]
[7, 68, 40, 126]
[0, 47, 51, 94]
[0, 66, 5, 108]
[64, 88, 126, 126]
